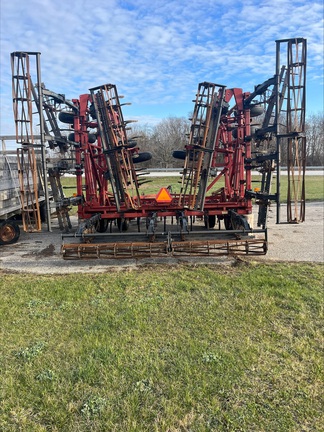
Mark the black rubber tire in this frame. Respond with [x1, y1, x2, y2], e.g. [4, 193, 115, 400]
[89, 103, 97, 120]
[173, 150, 197, 161]
[249, 104, 264, 117]
[132, 152, 152, 163]
[126, 140, 138, 149]
[224, 215, 233, 230]
[68, 132, 96, 144]
[204, 214, 216, 229]
[172, 150, 187, 160]
[0, 220, 20, 245]
[224, 212, 250, 230]
[59, 111, 75, 124]
[96, 219, 109, 233]
[209, 215, 216, 229]
[88, 134, 97, 143]
[117, 218, 129, 232]
[39, 203, 47, 223]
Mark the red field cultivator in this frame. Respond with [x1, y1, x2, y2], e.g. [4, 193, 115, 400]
[9, 38, 307, 259]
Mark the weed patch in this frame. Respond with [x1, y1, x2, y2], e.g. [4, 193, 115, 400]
[14, 341, 47, 362]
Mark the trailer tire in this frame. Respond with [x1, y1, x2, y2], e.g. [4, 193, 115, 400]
[0, 220, 20, 245]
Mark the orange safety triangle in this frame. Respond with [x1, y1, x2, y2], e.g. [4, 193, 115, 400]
[156, 187, 172, 202]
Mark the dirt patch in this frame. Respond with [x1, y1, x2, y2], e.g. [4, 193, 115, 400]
[37, 244, 55, 257]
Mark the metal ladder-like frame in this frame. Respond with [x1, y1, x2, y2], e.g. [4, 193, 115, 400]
[11, 52, 35, 145]
[17, 147, 41, 232]
[11, 51, 73, 232]
[89, 84, 141, 210]
[275, 38, 307, 223]
[178, 82, 226, 210]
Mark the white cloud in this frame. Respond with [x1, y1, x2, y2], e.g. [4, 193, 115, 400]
[0, 0, 323, 137]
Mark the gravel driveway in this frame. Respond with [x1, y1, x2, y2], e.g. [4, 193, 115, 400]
[0, 202, 323, 274]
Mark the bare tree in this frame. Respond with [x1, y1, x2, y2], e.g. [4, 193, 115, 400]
[130, 112, 324, 169]
[149, 117, 189, 168]
[128, 123, 155, 168]
[305, 113, 324, 166]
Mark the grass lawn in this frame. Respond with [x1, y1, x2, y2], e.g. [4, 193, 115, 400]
[0, 262, 323, 431]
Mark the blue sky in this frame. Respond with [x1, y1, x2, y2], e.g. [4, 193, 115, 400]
[0, 0, 323, 147]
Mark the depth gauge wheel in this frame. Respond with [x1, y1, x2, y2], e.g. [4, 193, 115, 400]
[224, 215, 233, 230]
[117, 218, 129, 232]
[0, 220, 20, 245]
[96, 219, 109, 233]
[224, 212, 250, 231]
[39, 203, 47, 222]
[204, 214, 216, 229]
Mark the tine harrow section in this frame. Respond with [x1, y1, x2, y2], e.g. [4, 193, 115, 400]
[62, 236, 267, 259]
[171, 239, 267, 256]
[16, 146, 42, 232]
[62, 241, 169, 259]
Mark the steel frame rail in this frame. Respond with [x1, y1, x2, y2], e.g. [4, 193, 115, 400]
[17, 147, 41, 232]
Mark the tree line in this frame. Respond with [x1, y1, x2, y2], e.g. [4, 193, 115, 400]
[305, 113, 324, 166]
[130, 112, 324, 168]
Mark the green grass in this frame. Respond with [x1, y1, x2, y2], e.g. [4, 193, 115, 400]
[61, 175, 324, 202]
[304, 175, 324, 201]
[0, 263, 323, 431]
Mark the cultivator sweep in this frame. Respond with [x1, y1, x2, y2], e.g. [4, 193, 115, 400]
[10, 38, 307, 259]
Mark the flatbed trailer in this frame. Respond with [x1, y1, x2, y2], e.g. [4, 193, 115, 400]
[0, 147, 46, 244]
[0, 150, 21, 244]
